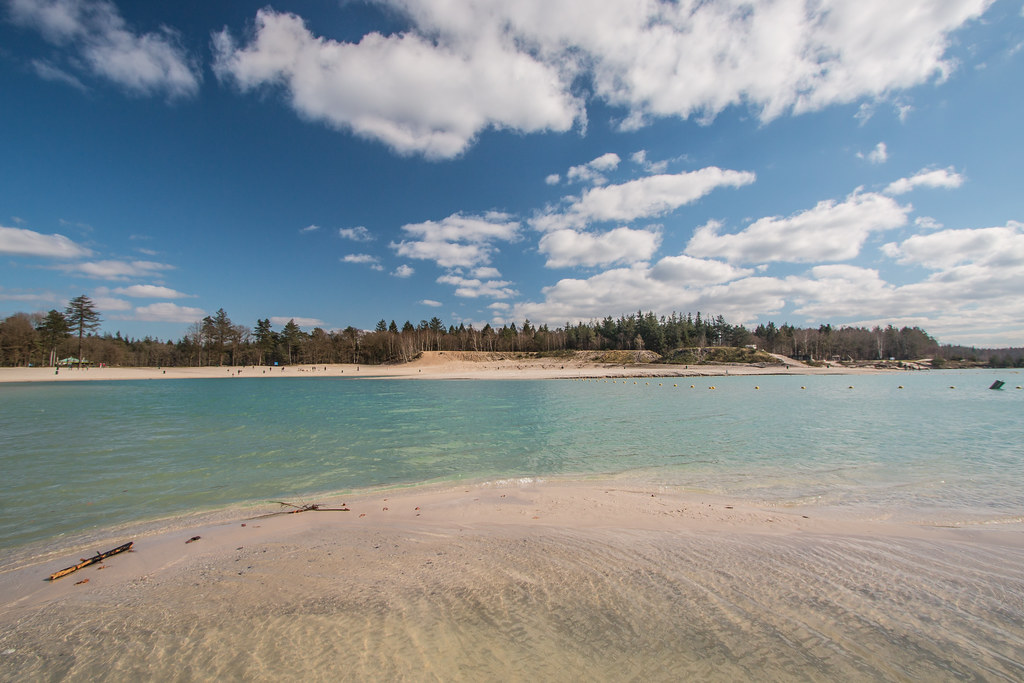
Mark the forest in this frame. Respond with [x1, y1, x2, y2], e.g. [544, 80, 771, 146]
[1, 296, 1021, 368]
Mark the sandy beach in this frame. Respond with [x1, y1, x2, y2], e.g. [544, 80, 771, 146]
[0, 350, 903, 383]
[2, 481, 1022, 680]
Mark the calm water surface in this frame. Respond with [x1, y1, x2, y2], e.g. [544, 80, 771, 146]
[3, 370, 1024, 681]
[2, 370, 1022, 550]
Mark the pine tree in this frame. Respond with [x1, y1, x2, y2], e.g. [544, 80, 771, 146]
[64, 295, 101, 368]
[254, 318, 274, 365]
[281, 319, 303, 364]
[37, 309, 70, 366]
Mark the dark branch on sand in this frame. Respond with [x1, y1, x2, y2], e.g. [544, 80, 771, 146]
[248, 502, 351, 519]
[48, 541, 133, 581]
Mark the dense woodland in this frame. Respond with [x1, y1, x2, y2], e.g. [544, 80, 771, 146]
[1, 297, 1022, 368]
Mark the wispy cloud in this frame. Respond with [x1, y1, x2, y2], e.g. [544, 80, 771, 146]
[338, 226, 373, 241]
[132, 302, 206, 322]
[9, 0, 200, 98]
[109, 284, 192, 298]
[55, 259, 175, 280]
[30, 58, 87, 91]
[269, 316, 325, 329]
[342, 253, 379, 264]
[532, 167, 756, 232]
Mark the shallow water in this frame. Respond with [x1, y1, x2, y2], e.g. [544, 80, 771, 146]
[2, 370, 1022, 551]
[3, 526, 1023, 681]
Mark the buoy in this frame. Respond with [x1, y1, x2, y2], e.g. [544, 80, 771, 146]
[754, 386, 759, 390]
[950, 386, 955, 389]
[690, 385, 695, 388]
[848, 386, 854, 389]
[801, 386, 806, 390]
[898, 386, 903, 389]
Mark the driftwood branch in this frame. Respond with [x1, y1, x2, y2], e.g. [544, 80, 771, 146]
[48, 541, 133, 581]
[249, 501, 350, 519]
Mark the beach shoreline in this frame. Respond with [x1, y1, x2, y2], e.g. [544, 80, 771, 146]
[0, 351, 911, 383]
[3, 480, 1023, 679]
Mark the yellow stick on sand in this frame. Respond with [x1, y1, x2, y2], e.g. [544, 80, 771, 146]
[48, 542, 134, 581]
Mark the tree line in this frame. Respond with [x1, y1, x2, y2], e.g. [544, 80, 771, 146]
[1, 294, 1021, 367]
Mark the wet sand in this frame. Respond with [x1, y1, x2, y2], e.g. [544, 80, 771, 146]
[2, 482, 1022, 680]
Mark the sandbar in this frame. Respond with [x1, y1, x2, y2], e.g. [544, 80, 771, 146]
[2, 481, 1022, 680]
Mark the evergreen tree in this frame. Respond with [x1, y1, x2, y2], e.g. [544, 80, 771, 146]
[65, 295, 101, 368]
[254, 318, 275, 365]
[37, 309, 70, 366]
[281, 319, 304, 364]
[202, 308, 234, 365]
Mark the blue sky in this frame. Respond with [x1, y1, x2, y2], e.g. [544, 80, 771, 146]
[1, 0, 1022, 346]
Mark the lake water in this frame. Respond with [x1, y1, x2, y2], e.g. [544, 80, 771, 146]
[2, 369, 1022, 551]
[3, 370, 1024, 681]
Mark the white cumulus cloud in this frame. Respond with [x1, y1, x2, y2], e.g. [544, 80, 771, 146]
[884, 167, 965, 195]
[882, 222, 1024, 270]
[436, 274, 518, 299]
[212, 8, 581, 159]
[686, 191, 910, 264]
[391, 0, 988, 129]
[539, 226, 661, 268]
[858, 142, 888, 164]
[649, 254, 753, 284]
[566, 152, 621, 185]
[391, 212, 519, 269]
[0, 225, 93, 258]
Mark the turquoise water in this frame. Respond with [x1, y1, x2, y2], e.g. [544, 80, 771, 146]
[2, 370, 1022, 550]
